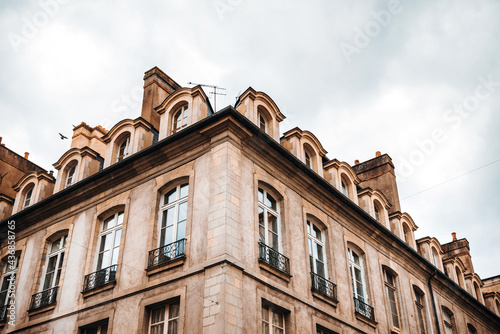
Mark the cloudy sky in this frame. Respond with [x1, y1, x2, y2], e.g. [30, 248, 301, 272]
[1, 1, 499, 278]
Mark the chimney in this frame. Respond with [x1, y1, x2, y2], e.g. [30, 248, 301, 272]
[376, 151, 381, 157]
[354, 159, 360, 165]
[452, 232, 457, 241]
[24, 152, 29, 159]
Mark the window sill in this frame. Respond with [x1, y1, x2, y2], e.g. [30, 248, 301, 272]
[312, 291, 338, 308]
[258, 260, 292, 282]
[82, 281, 116, 299]
[146, 255, 185, 276]
[28, 303, 56, 317]
[355, 312, 378, 328]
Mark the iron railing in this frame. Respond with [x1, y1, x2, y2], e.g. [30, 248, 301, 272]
[354, 296, 375, 321]
[311, 272, 337, 301]
[148, 239, 185, 268]
[258, 242, 290, 275]
[0, 305, 7, 322]
[29, 286, 58, 310]
[82, 265, 117, 292]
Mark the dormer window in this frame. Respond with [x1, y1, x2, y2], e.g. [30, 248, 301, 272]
[173, 105, 188, 133]
[341, 177, 349, 197]
[305, 151, 312, 168]
[374, 205, 380, 222]
[117, 136, 130, 162]
[65, 164, 77, 187]
[259, 113, 267, 132]
[23, 184, 34, 209]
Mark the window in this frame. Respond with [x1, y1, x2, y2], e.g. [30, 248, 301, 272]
[348, 247, 367, 303]
[467, 324, 477, 334]
[384, 269, 400, 329]
[431, 248, 439, 268]
[117, 136, 130, 162]
[442, 308, 454, 334]
[96, 212, 123, 270]
[403, 224, 411, 244]
[81, 322, 108, 334]
[65, 163, 77, 187]
[23, 184, 34, 209]
[414, 288, 427, 334]
[159, 184, 188, 247]
[305, 151, 312, 168]
[374, 203, 381, 222]
[455, 267, 463, 287]
[259, 113, 267, 132]
[149, 300, 180, 334]
[0, 256, 19, 321]
[316, 325, 335, 334]
[262, 304, 285, 334]
[308, 221, 326, 278]
[172, 105, 188, 133]
[473, 282, 481, 301]
[258, 188, 280, 251]
[341, 177, 349, 197]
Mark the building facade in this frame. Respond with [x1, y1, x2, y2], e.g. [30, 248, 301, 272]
[0, 67, 499, 333]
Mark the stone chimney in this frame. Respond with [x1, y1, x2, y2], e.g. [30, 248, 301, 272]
[452, 232, 457, 241]
[24, 152, 29, 159]
[352, 152, 401, 213]
[141, 67, 182, 130]
[441, 234, 474, 274]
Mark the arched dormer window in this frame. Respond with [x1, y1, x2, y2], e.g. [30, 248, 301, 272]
[432, 247, 440, 268]
[402, 223, 411, 245]
[22, 183, 35, 209]
[305, 151, 312, 168]
[303, 144, 316, 170]
[259, 112, 267, 132]
[374, 203, 381, 222]
[65, 162, 77, 188]
[455, 266, 464, 288]
[341, 176, 349, 197]
[172, 105, 189, 133]
[117, 135, 130, 162]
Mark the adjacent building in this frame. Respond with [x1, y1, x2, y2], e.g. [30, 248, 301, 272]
[0, 67, 499, 333]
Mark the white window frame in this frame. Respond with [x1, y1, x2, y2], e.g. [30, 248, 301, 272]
[172, 105, 189, 133]
[414, 289, 427, 334]
[259, 113, 267, 132]
[307, 220, 327, 279]
[262, 304, 285, 334]
[148, 300, 180, 334]
[95, 212, 123, 271]
[65, 164, 77, 187]
[341, 177, 349, 197]
[23, 185, 34, 209]
[40, 235, 67, 291]
[158, 184, 189, 247]
[258, 188, 281, 252]
[348, 247, 368, 304]
[384, 269, 400, 330]
[117, 136, 130, 162]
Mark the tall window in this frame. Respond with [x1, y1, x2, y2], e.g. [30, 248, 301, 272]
[42, 236, 67, 291]
[65, 164, 77, 187]
[96, 212, 123, 270]
[0, 256, 19, 318]
[258, 188, 280, 251]
[348, 247, 367, 303]
[172, 105, 188, 133]
[308, 221, 326, 278]
[374, 203, 380, 222]
[341, 177, 349, 197]
[262, 304, 285, 334]
[403, 224, 411, 244]
[473, 282, 482, 301]
[149, 300, 179, 334]
[443, 308, 454, 334]
[414, 288, 427, 334]
[455, 267, 463, 287]
[432, 248, 439, 268]
[23, 184, 34, 208]
[384, 269, 400, 330]
[159, 184, 188, 247]
[117, 136, 130, 162]
[305, 151, 312, 168]
[259, 113, 267, 132]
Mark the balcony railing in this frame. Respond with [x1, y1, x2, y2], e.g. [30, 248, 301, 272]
[258, 242, 290, 275]
[29, 286, 58, 310]
[311, 272, 337, 301]
[148, 238, 185, 268]
[0, 305, 7, 322]
[82, 265, 117, 292]
[354, 296, 375, 322]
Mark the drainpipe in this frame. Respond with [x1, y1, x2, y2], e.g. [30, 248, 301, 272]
[428, 270, 441, 334]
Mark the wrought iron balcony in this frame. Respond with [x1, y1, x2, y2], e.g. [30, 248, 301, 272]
[258, 242, 290, 275]
[148, 238, 185, 268]
[311, 272, 337, 301]
[354, 296, 375, 322]
[29, 286, 58, 310]
[0, 305, 7, 322]
[83, 265, 117, 292]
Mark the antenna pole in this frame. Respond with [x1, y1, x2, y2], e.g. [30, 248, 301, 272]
[188, 82, 226, 112]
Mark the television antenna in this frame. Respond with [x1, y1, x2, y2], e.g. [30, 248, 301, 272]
[188, 82, 226, 111]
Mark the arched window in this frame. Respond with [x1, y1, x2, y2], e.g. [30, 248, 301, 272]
[23, 184, 34, 209]
[467, 323, 477, 334]
[384, 269, 400, 330]
[403, 223, 411, 244]
[308, 220, 326, 278]
[117, 135, 130, 162]
[305, 151, 312, 168]
[258, 187, 281, 251]
[473, 282, 482, 301]
[159, 184, 188, 247]
[432, 248, 439, 268]
[414, 288, 427, 334]
[96, 212, 123, 270]
[455, 267, 463, 287]
[259, 113, 267, 132]
[341, 176, 349, 197]
[172, 105, 189, 133]
[0, 256, 19, 315]
[374, 204, 381, 222]
[442, 307, 454, 334]
[65, 163, 77, 187]
[348, 247, 370, 316]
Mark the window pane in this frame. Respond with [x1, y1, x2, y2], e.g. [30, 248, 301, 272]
[272, 310, 283, 327]
[268, 214, 278, 233]
[262, 322, 269, 334]
[178, 202, 187, 221]
[169, 302, 180, 318]
[313, 224, 321, 240]
[176, 220, 186, 240]
[43, 272, 54, 290]
[165, 189, 177, 204]
[114, 229, 122, 247]
[266, 193, 277, 210]
[269, 232, 279, 250]
[316, 260, 325, 278]
[168, 319, 178, 334]
[116, 212, 124, 225]
[180, 184, 189, 199]
[151, 306, 165, 323]
[162, 208, 175, 228]
[151, 324, 164, 334]
[46, 256, 57, 273]
[100, 234, 111, 253]
[316, 243, 323, 262]
[103, 216, 115, 230]
[258, 188, 264, 203]
[259, 207, 265, 242]
[51, 238, 61, 253]
[111, 247, 120, 266]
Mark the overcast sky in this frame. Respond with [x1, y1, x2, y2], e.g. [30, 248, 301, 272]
[1, 1, 499, 278]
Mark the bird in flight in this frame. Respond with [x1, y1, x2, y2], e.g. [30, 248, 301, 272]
[59, 133, 68, 140]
